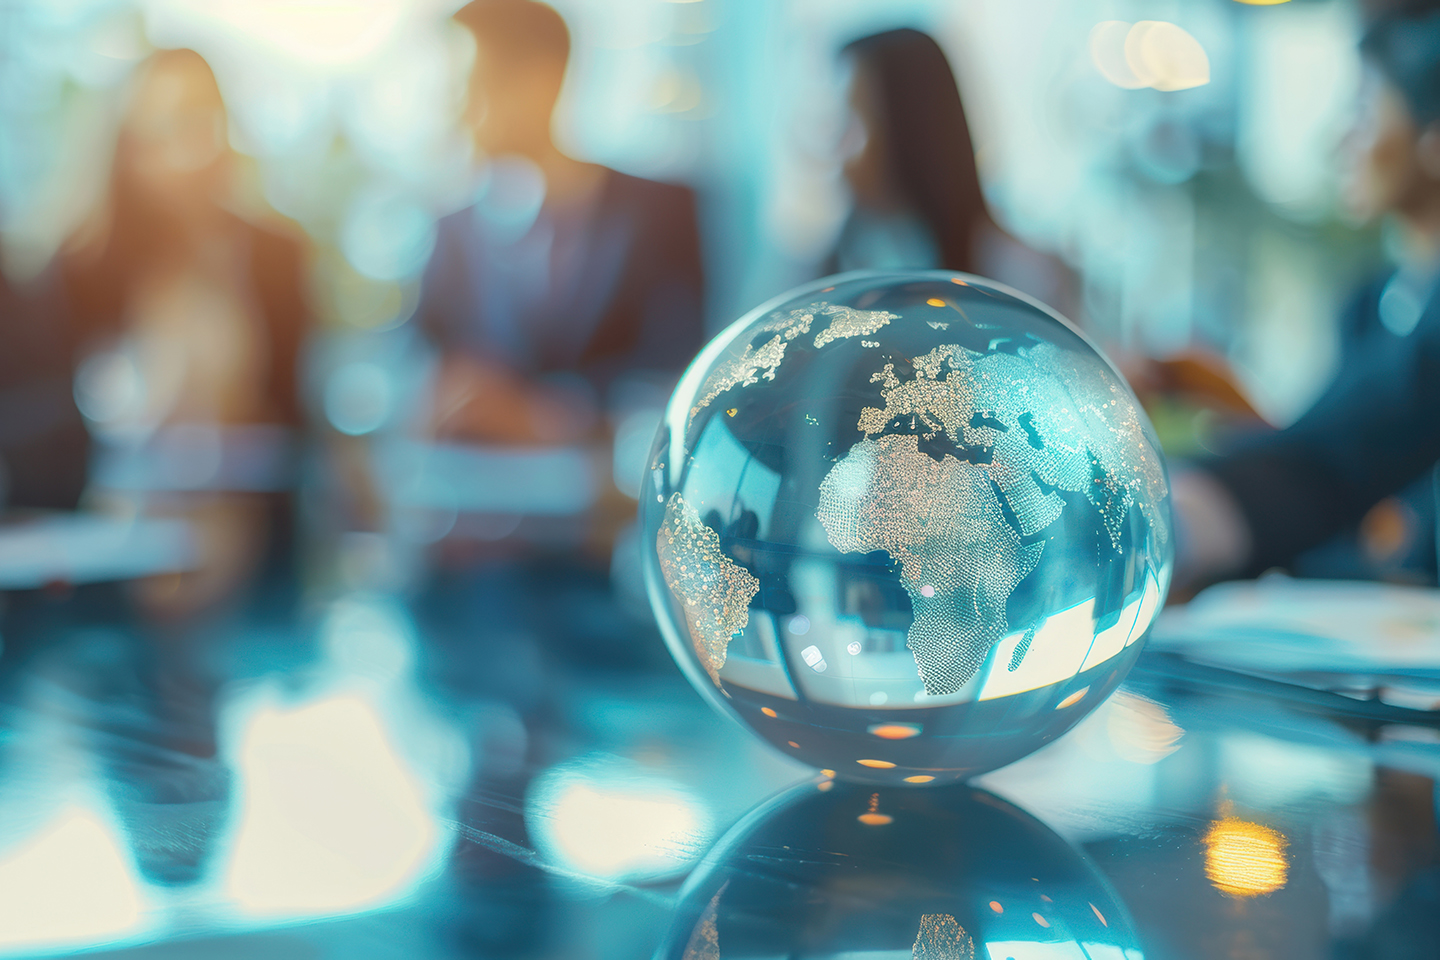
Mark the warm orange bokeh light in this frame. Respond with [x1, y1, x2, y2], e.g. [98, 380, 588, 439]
[868, 723, 921, 740]
[760, 707, 777, 718]
[856, 759, 896, 769]
[1203, 817, 1290, 897]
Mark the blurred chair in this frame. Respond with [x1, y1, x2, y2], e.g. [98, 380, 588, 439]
[830, 28, 1077, 317]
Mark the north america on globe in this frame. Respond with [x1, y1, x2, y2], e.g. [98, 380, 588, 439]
[658, 299, 1168, 697]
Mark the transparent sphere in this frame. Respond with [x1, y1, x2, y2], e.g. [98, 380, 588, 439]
[657, 780, 1143, 958]
[641, 271, 1171, 785]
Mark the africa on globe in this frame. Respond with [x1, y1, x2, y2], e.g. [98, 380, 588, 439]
[641, 271, 1172, 785]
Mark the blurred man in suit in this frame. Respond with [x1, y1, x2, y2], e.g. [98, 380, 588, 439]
[422, 0, 705, 445]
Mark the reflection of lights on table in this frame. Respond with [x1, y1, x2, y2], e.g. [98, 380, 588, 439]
[0, 803, 145, 951]
[1107, 691, 1185, 764]
[1203, 816, 1289, 897]
[527, 756, 710, 884]
[223, 693, 444, 917]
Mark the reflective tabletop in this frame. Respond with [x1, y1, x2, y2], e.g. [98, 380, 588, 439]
[0, 564, 1435, 960]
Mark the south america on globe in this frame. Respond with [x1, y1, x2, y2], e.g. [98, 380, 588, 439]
[641, 271, 1172, 784]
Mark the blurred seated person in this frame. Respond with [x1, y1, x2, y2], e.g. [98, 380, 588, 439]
[423, 0, 705, 446]
[58, 48, 310, 619]
[830, 28, 1076, 316]
[1175, 4, 1440, 588]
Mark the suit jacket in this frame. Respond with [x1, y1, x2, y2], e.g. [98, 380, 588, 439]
[420, 169, 705, 392]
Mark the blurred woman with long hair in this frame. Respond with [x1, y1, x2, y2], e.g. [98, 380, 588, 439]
[60, 48, 310, 620]
[832, 28, 1074, 314]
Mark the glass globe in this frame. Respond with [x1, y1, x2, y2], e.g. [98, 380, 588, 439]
[641, 271, 1171, 785]
[656, 780, 1143, 959]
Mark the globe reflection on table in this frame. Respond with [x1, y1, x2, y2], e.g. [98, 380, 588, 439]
[656, 780, 1143, 959]
[641, 271, 1172, 784]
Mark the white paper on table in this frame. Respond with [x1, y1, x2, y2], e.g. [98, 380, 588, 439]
[1148, 577, 1440, 674]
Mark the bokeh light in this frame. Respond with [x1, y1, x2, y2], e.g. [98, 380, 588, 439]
[1091, 20, 1210, 92]
[0, 803, 147, 951]
[1203, 816, 1289, 898]
[527, 754, 712, 884]
[223, 693, 444, 917]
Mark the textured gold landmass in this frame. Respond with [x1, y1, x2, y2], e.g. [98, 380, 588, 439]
[855, 342, 1168, 549]
[687, 301, 898, 428]
[913, 913, 974, 960]
[818, 338, 1168, 690]
[812, 304, 899, 348]
[656, 493, 761, 685]
[818, 435, 1044, 695]
[687, 334, 790, 430]
[681, 884, 726, 960]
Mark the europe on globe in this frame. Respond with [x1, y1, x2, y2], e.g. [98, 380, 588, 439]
[641, 271, 1172, 784]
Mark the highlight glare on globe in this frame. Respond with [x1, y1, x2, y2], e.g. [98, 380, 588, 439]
[641, 271, 1172, 785]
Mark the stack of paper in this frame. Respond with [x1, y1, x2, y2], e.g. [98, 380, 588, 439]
[1147, 577, 1440, 711]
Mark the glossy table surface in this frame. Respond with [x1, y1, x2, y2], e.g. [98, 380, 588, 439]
[0, 563, 1435, 960]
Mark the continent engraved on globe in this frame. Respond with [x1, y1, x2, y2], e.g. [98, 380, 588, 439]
[809, 303, 899, 349]
[818, 337, 1168, 696]
[913, 914, 975, 960]
[656, 492, 761, 685]
[680, 885, 725, 960]
[858, 342, 1168, 548]
[688, 302, 898, 428]
[817, 434, 1044, 696]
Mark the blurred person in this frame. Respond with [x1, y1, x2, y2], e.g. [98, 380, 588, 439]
[58, 48, 310, 620]
[1174, 3, 1440, 588]
[830, 28, 1076, 316]
[423, 0, 705, 446]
